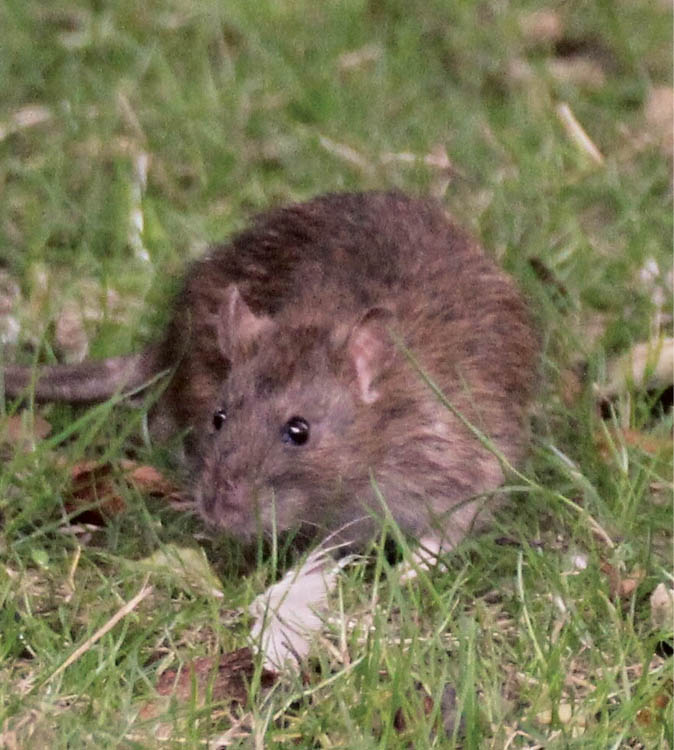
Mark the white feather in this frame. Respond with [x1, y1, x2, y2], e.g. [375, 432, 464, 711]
[249, 545, 354, 671]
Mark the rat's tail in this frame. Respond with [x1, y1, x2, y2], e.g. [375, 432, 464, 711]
[2, 348, 163, 404]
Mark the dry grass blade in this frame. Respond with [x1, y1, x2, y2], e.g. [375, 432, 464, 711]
[45, 577, 153, 685]
[0, 105, 52, 141]
[556, 103, 605, 165]
[317, 135, 375, 175]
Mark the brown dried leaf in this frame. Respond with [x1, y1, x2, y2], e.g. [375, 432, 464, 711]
[599, 561, 621, 595]
[393, 683, 459, 738]
[636, 707, 653, 726]
[595, 427, 673, 461]
[636, 681, 673, 726]
[600, 561, 645, 600]
[3, 413, 52, 447]
[66, 460, 180, 524]
[68, 460, 127, 521]
[121, 460, 180, 496]
[655, 689, 672, 710]
[617, 573, 643, 599]
[139, 648, 277, 721]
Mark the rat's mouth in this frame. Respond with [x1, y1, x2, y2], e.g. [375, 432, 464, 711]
[196, 482, 271, 536]
[198, 499, 259, 538]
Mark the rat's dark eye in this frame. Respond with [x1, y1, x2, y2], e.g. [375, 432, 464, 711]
[212, 408, 227, 431]
[281, 416, 310, 446]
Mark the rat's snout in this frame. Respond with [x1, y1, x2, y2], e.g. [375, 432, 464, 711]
[197, 476, 259, 532]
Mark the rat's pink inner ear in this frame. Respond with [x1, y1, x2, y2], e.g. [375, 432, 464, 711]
[347, 307, 397, 404]
[217, 285, 275, 361]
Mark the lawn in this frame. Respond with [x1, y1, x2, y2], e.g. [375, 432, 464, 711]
[0, 0, 672, 747]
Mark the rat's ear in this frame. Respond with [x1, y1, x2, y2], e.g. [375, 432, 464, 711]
[346, 307, 397, 404]
[217, 285, 274, 361]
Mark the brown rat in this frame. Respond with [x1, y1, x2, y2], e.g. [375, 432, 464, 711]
[4, 191, 539, 548]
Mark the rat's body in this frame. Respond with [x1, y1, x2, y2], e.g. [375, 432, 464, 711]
[4, 192, 538, 548]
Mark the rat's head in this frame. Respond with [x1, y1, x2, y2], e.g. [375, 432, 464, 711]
[194, 285, 399, 541]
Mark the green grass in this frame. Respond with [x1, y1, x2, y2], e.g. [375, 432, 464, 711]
[1, 0, 672, 747]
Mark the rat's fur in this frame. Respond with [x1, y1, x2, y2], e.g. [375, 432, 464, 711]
[4, 192, 539, 549]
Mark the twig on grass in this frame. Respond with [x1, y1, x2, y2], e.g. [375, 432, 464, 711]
[0, 106, 52, 142]
[45, 576, 153, 685]
[556, 103, 604, 165]
[318, 135, 375, 176]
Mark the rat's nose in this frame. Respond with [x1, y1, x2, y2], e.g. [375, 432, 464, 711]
[198, 477, 256, 530]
